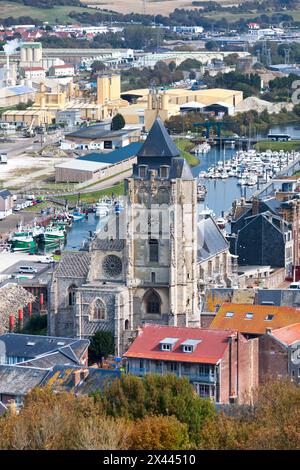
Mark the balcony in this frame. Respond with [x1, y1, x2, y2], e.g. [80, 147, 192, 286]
[128, 367, 217, 383]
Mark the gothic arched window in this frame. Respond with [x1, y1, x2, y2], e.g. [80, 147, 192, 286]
[67, 285, 76, 306]
[144, 290, 161, 315]
[91, 298, 106, 320]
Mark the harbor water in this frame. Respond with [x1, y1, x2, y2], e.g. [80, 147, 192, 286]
[64, 124, 300, 250]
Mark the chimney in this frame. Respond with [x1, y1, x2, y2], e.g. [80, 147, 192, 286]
[252, 197, 260, 216]
[28, 302, 33, 317]
[266, 327, 272, 334]
[9, 314, 14, 332]
[40, 293, 44, 310]
[73, 368, 89, 387]
[18, 309, 23, 329]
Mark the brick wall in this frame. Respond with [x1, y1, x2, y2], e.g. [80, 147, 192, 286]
[219, 333, 258, 404]
[259, 333, 288, 383]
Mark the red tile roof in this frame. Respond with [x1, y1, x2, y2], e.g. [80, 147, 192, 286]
[270, 322, 300, 346]
[52, 64, 74, 69]
[23, 67, 45, 71]
[210, 303, 300, 335]
[123, 324, 236, 364]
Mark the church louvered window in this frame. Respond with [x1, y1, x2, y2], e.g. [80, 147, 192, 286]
[92, 298, 106, 320]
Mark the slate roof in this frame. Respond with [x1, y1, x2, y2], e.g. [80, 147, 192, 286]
[197, 217, 229, 262]
[0, 189, 12, 199]
[55, 252, 91, 278]
[210, 303, 300, 335]
[92, 238, 125, 252]
[137, 117, 180, 158]
[43, 365, 121, 394]
[78, 142, 143, 164]
[261, 197, 283, 215]
[124, 324, 236, 365]
[169, 157, 194, 180]
[0, 365, 47, 396]
[18, 351, 81, 369]
[0, 401, 7, 416]
[67, 125, 136, 140]
[0, 333, 89, 362]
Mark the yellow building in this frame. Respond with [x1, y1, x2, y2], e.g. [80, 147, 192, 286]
[2, 75, 128, 126]
[121, 87, 243, 130]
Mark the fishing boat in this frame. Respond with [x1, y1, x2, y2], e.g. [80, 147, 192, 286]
[197, 183, 207, 202]
[9, 231, 36, 252]
[95, 198, 113, 218]
[44, 226, 65, 241]
[216, 217, 227, 229]
[71, 210, 86, 221]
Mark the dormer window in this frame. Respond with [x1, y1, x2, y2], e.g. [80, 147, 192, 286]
[139, 165, 147, 178]
[160, 166, 169, 178]
[245, 312, 253, 320]
[181, 339, 201, 353]
[159, 337, 178, 351]
[265, 314, 274, 321]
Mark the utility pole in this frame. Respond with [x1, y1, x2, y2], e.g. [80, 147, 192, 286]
[142, 0, 146, 15]
[284, 47, 290, 65]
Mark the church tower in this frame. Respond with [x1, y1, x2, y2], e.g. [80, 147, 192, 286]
[125, 118, 199, 328]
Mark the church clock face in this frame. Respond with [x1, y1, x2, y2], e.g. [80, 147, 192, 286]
[102, 255, 122, 278]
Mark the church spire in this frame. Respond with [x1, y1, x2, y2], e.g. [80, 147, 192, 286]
[137, 117, 180, 159]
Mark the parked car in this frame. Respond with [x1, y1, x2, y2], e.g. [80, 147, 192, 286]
[38, 256, 53, 264]
[19, 266, 38, 274]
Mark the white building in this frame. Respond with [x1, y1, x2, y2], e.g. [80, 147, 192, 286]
[23, 67, 46, 80]
[48, 64, 75, 77]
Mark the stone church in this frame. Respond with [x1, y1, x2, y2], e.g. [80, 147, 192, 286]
[49, 118, 233, 354]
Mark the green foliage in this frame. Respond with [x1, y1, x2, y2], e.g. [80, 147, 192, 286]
[90, 61, 106, 74]
[111, 113, 125, 131]
[89, 331, 115, 365]
[174, 138, 200, 166]
[20, 314, 47, 335]
[121, 61, 184, 92]
[205, 40, 219, 51]
[177, 58, 202, 71]
[97, 374, 215, 445]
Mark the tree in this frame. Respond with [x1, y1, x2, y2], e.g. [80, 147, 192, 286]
[205, 40, 219, 51]
[97, 373, 215, 445]
[91, 60, 106, 74]
[111, 113, 125, 131]
[128, 415, 190, 450]
[20, 314, 47, 335]
[89, 330, 115, 366]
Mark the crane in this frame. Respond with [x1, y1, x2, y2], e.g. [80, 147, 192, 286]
[23, 117, 36, 138]
[194, 121, 225, 139]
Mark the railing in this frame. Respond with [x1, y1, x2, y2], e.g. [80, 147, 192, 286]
[127, 367, 217, 383]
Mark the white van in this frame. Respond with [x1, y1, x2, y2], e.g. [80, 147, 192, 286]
[19, 266, 38, 274]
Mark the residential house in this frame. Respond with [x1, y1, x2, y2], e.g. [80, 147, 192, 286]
[0, 333, 89, 366]
[231, 210, 293, 279]
[210, 303, 300, 338]
[124, 324, 258, 404]
[0, 189, 13, 219]
[259, 323, 300, 384]
[0, 364, 120, 408]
